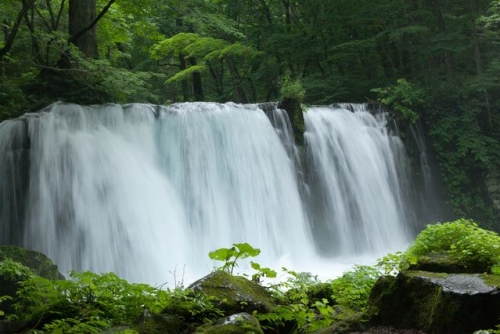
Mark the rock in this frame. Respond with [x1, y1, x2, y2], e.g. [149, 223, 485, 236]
[409, 252, 488, 274]
[313, 312, 366, 334]
[0, 245, 64, 280]
[367, 271, 500, 334]
[133, 313, 185, 334]
[0, 245, 64, 319]
[188, 270, 276, 315]
[278, 98, 304, 145]
[195, 312, 264, 334]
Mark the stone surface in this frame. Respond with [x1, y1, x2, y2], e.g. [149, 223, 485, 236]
[409, 252, 489, 274]
[0, 245, 64, 280]
[278, 98, 304, 145]
[188, 270, 276, 315]
[367, 271, 500, 334]
[195, 312, 264, 334]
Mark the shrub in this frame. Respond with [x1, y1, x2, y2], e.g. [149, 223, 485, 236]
[280, 71, 306, 101]
[330, 265, 380, 312]
[407, 218, 500, 272]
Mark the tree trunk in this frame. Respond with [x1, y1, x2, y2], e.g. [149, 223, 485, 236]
[189, 57, 204, 101]
[179, 55, 189, 101]
[69, 0, 98, 58]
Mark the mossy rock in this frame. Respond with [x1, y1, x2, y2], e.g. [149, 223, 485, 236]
[409, 252, 486, 273]
[312, 312, 366, 334]
[0, 245, 64, 318]
[0, 245, 64, 280]
[133, 313, 185, 334]
[367, 271, 500, 333]
[307, 282, 334, 304]
[278, 97, 304, 145]
[195, 312, 264, 334]
[188, 270, 276, 316]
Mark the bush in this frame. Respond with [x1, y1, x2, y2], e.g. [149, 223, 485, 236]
[407, 219, 500, 272]
[280, 71, 306, 101]
[330, 265, 380, 312]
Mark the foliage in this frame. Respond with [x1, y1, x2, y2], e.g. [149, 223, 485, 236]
[250, 261, 277, 281]
[371, 79, 424, 124]
[161, 287, 224, 322]
[0, 255, 226, 332]
[12, 270, 164, 332]
[280, 71, 306, 102]
[376, 252, 417, 276]
[0, 295, 12, 317]
[407, 219, 500, 272]
[258, 268, 334, 333]
[208, 242, 261, 274]
[0, 257, 34, 281]
[330, 265, 380, 313]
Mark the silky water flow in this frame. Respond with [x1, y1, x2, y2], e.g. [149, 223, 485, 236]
[0, 102, 427, 284]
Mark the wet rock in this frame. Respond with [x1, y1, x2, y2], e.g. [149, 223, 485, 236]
[367, 271, 500, 334]
[188, 270, 276, 315]
[195, 312, 264, 334]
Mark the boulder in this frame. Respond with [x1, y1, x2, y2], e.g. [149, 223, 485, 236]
[188, 270, 276, 315]
[195, 312, 264, 334]
[409, 252, 488, 274]
[0, 245, 64, 333]
[0, 245, 64, 280]
[367, 271, 500, 334]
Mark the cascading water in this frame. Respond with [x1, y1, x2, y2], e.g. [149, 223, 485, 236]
[304, 104, 413, 256]
[0, 102, 314, 284]
[0, 102, 422, 284]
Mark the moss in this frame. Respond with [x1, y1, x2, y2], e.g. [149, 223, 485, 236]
[405, 271, 449, 279]
[409, 253, 474, 273]
[367, 272, 500, 333]
[133, 313, 186, 334]
[0, 245, 64, 280]
[195, 313, 263, 334]
[188, 271, 276, 315]
[314, 312, 366, 334]
[307, 282, 334, 304]
[480, 274, 500, 287]
[367, 273, 445, 331]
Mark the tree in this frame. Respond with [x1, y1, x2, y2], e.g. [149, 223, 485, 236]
[67, 0, 116, 58]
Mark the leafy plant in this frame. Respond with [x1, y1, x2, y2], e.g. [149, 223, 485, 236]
[209, 243, 261, 274]
[12, 270, 166, 332]
[258, 268, 334, 333]
[407, 219, 500, 272]
[330, 265, 380, 312]
[376, 252, 417, 276]
[250, 261, 277, 281]
[0, 257, 34, 281]
[371, 78, 425, 124]
[280, 71, 306, 102]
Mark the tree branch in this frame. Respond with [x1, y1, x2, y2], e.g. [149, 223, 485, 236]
[0, 0, 37, 60]
[69, 0, 116, 44]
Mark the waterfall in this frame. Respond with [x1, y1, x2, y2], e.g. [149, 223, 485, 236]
[304, 104, 412, 255]
[0, 102, 419, 284]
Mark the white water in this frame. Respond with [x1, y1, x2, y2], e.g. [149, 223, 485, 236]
[0, 102, 416, 285]
[304, 105, 412, 255]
